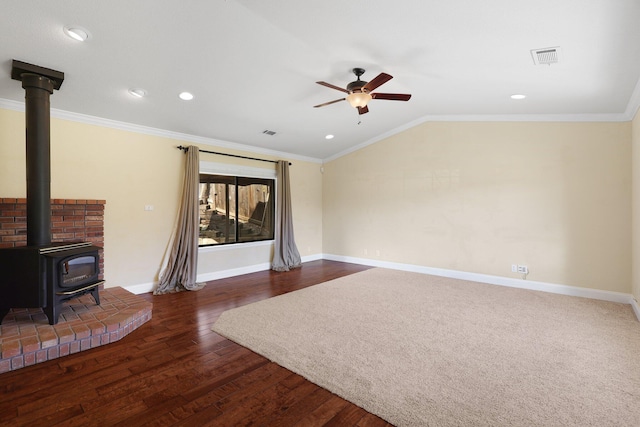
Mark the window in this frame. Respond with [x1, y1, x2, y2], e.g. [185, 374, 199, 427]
[198, 174, 274, 246]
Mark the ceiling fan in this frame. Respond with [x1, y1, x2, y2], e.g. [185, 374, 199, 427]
[314, 68, 411, 115]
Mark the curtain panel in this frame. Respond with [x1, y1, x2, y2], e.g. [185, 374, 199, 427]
[272, 160, 302, 271]
[154, 145, 205, 294]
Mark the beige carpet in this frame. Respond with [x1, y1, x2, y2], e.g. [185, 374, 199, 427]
[211, 268, 640, 426]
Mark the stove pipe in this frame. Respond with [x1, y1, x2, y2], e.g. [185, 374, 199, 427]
[23, 74, 53, 246]
[11, 60, 64, 247]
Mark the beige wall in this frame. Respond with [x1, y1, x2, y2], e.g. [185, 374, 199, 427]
[1, 104, 634, 295]
[632, 109, 640, 301]
[323, 121, 632, 293]
[0, 107, 323, 289]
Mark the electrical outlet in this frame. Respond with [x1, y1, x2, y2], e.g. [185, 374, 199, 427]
[517, 265, 528, 274]
[511, 264, 517, 273]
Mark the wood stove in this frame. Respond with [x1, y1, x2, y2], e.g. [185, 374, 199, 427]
[0, 243, 103, 325]
[0, 61, 103, 325]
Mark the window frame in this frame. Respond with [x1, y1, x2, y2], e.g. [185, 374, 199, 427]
[198, 161, 276, 249]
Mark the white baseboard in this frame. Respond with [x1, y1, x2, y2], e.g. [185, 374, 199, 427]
[196, 262, 272, 283]
[631, 298, 640, 322]
[123, 253, 324, 295]
[323, 254, 637, 307]
[301, 253, 324, 263]
[121, 253, 640, 322]
[123, 282, 156, 295]
[123, 263, 272, 294]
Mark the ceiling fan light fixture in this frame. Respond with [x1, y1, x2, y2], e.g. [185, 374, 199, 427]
[346, 91, 372, 108]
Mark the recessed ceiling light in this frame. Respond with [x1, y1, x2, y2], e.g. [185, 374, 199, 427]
[510, 94, 526, 100]
[325, 134, 334, 140]
[179, 92, 194, 101]
[63, 26, 89, 42]
[128, 88, 147, 98]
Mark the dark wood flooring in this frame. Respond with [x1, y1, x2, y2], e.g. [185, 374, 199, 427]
[0, 260, 394, 426]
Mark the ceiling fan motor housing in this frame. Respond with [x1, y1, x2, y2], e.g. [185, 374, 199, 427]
[347, 67, 367, 92]
[347, 80, 367, 93]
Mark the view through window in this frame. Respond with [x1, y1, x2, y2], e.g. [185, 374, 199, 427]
[199, 174, 274, 246]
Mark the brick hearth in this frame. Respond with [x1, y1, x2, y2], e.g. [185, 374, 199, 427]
[0, 197, 153, 374]
[0, 287, 152, 374]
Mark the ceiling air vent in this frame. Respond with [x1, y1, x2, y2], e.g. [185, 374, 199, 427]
[531, 47, 561, 65]
[262, 130, 277, 136]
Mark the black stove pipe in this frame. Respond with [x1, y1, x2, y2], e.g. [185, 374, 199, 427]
[22, 73, 54, 247]
[11, 60, 64, 247]
[0, 62, 68, 324]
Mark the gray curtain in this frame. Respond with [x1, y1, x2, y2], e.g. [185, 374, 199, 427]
[154, 146, 205, 294]
[272, 160, 302, 271]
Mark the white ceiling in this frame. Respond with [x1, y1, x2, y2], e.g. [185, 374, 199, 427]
[1, 0, 640, 161]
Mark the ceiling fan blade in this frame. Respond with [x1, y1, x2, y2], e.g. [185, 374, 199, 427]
[316, 81, 349, 94]
[313, 98, 346, 108]
[363, 73, 392, 92]
[371, 93, 412, 101]
[357, 105, 369, 115]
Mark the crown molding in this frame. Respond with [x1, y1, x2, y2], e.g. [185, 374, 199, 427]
[3, 96, 637, 166]
[0, 98, 322, 165]
[624, 76, 640, 121]
[323, 111, 634, 163]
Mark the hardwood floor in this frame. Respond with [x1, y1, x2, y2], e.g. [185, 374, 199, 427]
[0, 260, 393, 426]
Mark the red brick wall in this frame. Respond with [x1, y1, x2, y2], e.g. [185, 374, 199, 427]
[0, 198, 105, 276]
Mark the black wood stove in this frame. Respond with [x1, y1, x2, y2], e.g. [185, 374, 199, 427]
[0, 243, 103, 325]
[0, 61, 102, 325]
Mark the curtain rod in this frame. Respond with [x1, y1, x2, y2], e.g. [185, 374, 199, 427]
[177, 145, 291, 165]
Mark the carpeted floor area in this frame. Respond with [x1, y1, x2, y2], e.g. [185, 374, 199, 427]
[212, 268, 640, 427]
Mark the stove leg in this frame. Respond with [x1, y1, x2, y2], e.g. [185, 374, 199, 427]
[91, 287, 100, 305]
[0, 308, 9, 324]
[44, 302, 58, 325]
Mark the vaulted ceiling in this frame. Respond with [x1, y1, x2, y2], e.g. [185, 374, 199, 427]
[1, 0, 639, 161]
